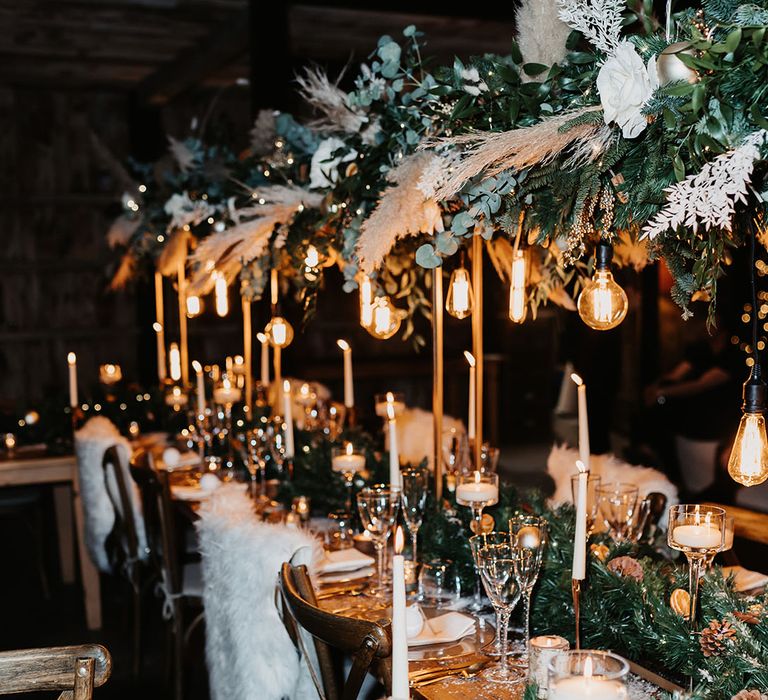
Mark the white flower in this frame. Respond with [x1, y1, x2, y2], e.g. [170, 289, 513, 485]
[460, 66, 489, 95]
[163, 191, 214, 232]
[596, 41, 658, 139]
[308, 137, 357, 190]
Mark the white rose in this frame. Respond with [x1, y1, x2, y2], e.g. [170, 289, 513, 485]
[596, 41, 658, 139]
[309, 137, 357, 190]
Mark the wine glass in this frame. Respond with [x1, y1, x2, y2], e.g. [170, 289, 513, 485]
[419, 559, 455, 608]
[442, 427, 469, 493]
[597, 483, 639, 542]
[476, 443, 500, 474]
[475, 536, 526, 685]
[668, 504, 725, 632]
[457, 472, 499, 611]
[509, 514, 548, 665]
[245, 427, 269, 498]
[356, 485, 401, 596]
[401, 466, 428, 563]
[570, 474, 601, 534]
[268, 416, 288, 475]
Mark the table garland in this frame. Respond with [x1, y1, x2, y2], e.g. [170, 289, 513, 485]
[272, 437, 768, 698]
[109, 0, 768, 340]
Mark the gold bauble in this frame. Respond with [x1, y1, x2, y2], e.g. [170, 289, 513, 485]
[469, 513, 495, 535]
[670, 588, 691, 619]
[590, 543, 610, 562]
[516, 526, 542, 549]
[656, 42, 698, 85]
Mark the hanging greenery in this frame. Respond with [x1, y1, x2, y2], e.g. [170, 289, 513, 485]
[109, 0, 768, 335]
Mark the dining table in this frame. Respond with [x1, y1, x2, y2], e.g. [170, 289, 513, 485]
[0, 448, 101, 630]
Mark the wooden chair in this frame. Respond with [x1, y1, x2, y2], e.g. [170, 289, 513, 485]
[279, 562, 391, 700]
[130, 459, 203, 700]
[100, 446, 144, 679]
[705, 501, 768, 565]
[0, 644, 111, 699]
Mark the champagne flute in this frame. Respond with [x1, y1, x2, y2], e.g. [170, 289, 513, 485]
[597, 483, 639, 542]
[245, 427, 269, 498]
[509, 514, 548, 665]
[401, 467, 428, 563]
[356, 485, 401, 596]
[475, 536, 526, 684]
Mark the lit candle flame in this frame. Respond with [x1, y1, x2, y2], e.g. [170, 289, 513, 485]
[464, 350, 476, 367]
[257, 332, 267, 344]
[571, 373, 583, 386]
[192, 360, 202, 374]
[283, 379, 291, 394]
[67, 352, 76, 365]
[394, 525, 405, 555]
[386, 391, 396, 421]
[345, 442, 354, 456]
[474, 471, 481, 484]
[152, 322, 162, 333]
[336, 338, 350, 352]
[186, 294, 201, 317]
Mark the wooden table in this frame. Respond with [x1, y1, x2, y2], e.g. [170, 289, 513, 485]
[0, 451, 101, 630]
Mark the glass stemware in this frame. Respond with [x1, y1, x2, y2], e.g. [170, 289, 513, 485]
[668, 504, 726, 633]
[474, 535, 526, 685]
[509, 514, 548, 665]
[442, 427, 469, 493]
[401, 467, 428, 564]
[331, 444, 365, 512]
[597, 483, 639, 542]
[570, 474, 601, 535]
[457, 472, 499, 611]
[705, 515, 735, 569]
[245, 427, 269, 498]
[268, 416, 288, 476]
[476, 443, 500, 474]
[356, 485, 401, 596]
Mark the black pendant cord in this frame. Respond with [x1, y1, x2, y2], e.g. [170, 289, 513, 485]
[751, 220, 761, 380]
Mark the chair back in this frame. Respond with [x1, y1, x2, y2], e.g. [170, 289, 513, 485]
[279, 562, 391, 700]
[0, 644, 111, 698]
[102, 446, 140, 573]
[705, 501, 768, 547]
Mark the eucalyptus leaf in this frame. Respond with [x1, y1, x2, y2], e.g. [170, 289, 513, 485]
[415, 244, 442, 268]
[436, 231, 459, 255]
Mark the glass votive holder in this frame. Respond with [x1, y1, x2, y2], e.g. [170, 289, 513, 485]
[548, 650, 629, 700]
[419, 559, 456, 608]
[404, 560, 420, 595]
[529, 635, 569, 697]
[3, 433, 17, 456]
[292, 496, 311, 524]
[327, 510, 354, 550]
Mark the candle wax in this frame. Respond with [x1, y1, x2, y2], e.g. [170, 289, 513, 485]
[672, 524, 722, 550]
[455, 482, 498, 504]
[549, 677, 627, 699]
[331, 454, 366, 473]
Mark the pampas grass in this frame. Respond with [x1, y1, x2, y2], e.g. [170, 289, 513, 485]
[356, 153, 444, 273]
[423, 107, 602, 202]
[157, 230, 189, 277]
[109, 251, 136, 291]
[189, 185, 323, 293]
[296, 66, 366, 135]
[516, 0, 571, 78]
[106, 215, 141, 249]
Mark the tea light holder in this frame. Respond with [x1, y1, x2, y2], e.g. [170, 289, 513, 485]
[529, 635, 569, 697]
[548, 650, 629, 700]
[292, 495, 311, 524]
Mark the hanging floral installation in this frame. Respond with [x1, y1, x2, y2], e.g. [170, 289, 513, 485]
[109, 0, 768, 334]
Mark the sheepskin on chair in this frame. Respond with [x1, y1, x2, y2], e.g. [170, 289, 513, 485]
[392, 407, 466, 471]
[197, 485, 321, 700]
[75, 416, 147, 573]
[547, 444, 678, 525]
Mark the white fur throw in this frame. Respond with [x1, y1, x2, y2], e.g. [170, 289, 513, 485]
[547, 444, 678, 526]
[393, 407, 465, 471]
[196, 485, 321, 700]
[75, 416, 147, 573]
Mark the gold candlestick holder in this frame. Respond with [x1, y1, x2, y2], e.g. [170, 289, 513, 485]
[571, 578, 582, 650]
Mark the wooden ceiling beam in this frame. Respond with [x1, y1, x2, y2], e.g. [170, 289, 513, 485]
[135, 7, 249, 104]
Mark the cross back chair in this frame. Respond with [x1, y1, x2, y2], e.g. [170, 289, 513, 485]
[279, 561, 392, 700]
[130, 453, 203, 700]
[0, 644, 111, 699]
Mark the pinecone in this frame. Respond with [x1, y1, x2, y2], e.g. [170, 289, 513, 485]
[700, 619, 737, 657]
[731, 690, 767, 700]
[606, 555, 644, 582]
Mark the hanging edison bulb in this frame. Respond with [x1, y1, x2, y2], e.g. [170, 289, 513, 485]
[304, 245, 320, 281]
[186, 294, 203, 318]
[359, 275, 374, 328]
[446, 257, 474, 319]
[508, 248, 527, 323]
[366, 296, 401, 340]
[577, 242, 628, 331]
[265, 316, 294, 348]
[213, 271, 229, 317]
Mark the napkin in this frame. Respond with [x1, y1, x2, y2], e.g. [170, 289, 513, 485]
[161, 448, 200, 470]
[407, 611, 476, 647]
[723, 566, 768, 592]
[317, 547, 375, 575]
[318, 566, 375, 584]
[171, 484, 210, 502]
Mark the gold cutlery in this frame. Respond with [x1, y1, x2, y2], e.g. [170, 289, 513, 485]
[409, 660, 489, 686]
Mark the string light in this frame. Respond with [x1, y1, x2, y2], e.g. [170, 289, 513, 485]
[508, 248, 527, 323]
[729, 220, 768, 487]
[577, 242, 628, 331]
[446, 257, 473, 319]
[213, 271, 228, 317]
